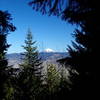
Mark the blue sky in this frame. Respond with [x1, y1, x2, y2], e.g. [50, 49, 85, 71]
[0, 0, 76, 53]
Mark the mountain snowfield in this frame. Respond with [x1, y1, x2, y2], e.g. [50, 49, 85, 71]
[44, 48, 55, 52]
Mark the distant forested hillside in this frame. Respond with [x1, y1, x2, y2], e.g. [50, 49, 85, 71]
[7, 52, 68, 68]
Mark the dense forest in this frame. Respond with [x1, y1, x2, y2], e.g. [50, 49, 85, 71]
[0, 0, 99, 100]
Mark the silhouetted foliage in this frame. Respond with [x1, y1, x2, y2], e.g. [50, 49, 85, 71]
[29, 0, 100, 24]
[29, 0, 99, 99]
[0, 10, 16, 100]
[29, 0, 68, 16]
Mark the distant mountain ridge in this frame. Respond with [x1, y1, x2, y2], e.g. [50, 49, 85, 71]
[7, 52, 68, 68]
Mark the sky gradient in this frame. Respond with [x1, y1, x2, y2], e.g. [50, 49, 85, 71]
[0, 0, 76, 53]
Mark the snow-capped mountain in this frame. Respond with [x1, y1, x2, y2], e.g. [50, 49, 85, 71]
[44, 48, 55, 52]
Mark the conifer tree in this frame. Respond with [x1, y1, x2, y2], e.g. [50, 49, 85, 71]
[42, 63, 61, 100]
[46, 64, 60, 93]
[17, 29, 42, 100]
[22, 29, 41, 71]
[0, 10, 16, 100]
